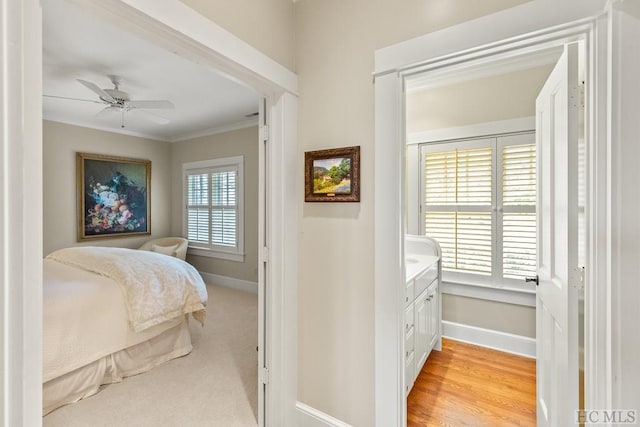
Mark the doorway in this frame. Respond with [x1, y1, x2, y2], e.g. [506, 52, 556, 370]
[1, 0, 298, 425]
[373, 7, 608, 426]
[403, 44, 587, 425]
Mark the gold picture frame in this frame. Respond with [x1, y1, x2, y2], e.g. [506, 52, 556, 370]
[305, 146, 360, 202]
[77, 152, 151, 241]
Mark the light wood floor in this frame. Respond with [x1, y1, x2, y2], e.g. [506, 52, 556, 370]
[407, 338, 536, 427]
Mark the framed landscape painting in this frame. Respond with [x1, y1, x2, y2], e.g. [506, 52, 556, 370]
[305, 146, 360, 202]
[77, 152, 151, 240]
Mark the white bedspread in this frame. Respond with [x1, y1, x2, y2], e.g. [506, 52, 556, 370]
[44, 259, 186, 382]
[46, 247, 207, 332]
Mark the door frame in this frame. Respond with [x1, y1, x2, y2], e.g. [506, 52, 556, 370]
[1, 0, 298, 425]
[374, 1, 613, 425]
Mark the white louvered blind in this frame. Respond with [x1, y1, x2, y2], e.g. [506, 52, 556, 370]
[501, 143, 536, 279]
[187, 173, 210, 244]
[423, 145, 493, 275]
[185, 162, 241, 252]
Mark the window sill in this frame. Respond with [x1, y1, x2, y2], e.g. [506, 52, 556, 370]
[187, 247, 245, 262]
[441, 280, 536, 307]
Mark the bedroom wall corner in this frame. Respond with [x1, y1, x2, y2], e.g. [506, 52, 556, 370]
[170, 125, 259, 285]
[42, 120, 172, 255]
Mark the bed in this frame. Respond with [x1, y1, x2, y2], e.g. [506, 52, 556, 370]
[43, 246, 208, 415]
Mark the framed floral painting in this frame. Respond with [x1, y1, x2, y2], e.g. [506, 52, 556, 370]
[77, 153, 151, 240]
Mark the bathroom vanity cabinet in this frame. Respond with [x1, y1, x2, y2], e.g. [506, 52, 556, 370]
[405, 235, 441, 395]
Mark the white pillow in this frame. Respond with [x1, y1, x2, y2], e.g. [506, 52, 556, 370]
[151, 243, 179, 257]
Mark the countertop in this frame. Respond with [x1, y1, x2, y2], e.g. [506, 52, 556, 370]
[405, 254, 439, 282]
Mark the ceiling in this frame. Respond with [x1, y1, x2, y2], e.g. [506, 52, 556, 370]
[42, 0, 260, 142]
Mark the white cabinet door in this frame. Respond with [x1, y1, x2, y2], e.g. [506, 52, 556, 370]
[427, 282, 439, 351]
[535, 43, 580, 427]
[414, 287, 429, 373]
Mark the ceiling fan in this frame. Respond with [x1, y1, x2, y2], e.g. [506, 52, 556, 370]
[44, 75, 174, 128]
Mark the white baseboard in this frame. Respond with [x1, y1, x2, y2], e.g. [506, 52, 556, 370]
[442, 320, 536, 358]
[198, 271, 258, 294]
[296, 402, 352, 427]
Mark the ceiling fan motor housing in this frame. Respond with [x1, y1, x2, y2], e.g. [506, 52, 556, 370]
[102, 88, 130, 106]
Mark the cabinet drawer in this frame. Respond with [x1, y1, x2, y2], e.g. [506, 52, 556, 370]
[405, 303, 414, 333]
[414, 263, 437, 297]
[405, 279, 415, 305]
[405, 324, 415, 354]
[405, 350, 416, 395]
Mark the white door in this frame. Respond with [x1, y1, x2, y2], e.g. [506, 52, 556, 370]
[535, 43, 580, 427]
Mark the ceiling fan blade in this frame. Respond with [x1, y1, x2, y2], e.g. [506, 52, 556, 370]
[129, 108, 170, 125]
[77, 79, 116, 103]
[43, 94, 105, 104]
[127, 100, 174, 109]
[95, 106, 121, 119]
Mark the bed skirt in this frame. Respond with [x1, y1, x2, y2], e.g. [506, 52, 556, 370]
[43, 319, 192, 416]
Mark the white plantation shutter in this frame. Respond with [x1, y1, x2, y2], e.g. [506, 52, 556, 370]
[502, 213, 536, 278]
[423, 141, 494, 276]
[184, 156, 243, 256]
[501, 142, 536, 279]
[211, 170, 238, 246]
[421, 133, 536, 287]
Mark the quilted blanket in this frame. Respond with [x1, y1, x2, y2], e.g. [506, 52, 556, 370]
[46, 246, 207, 332]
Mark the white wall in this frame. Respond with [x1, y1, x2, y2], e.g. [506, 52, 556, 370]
[170, 126, 259, 283]
[43, 120, 172, 255]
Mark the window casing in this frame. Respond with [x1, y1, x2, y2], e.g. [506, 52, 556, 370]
[420, 133, 536, 290]
[183, 156, 244, 261]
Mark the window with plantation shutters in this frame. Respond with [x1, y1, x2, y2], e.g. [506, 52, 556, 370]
[420, 133, 536, 288]
[183, 156, 244, 261]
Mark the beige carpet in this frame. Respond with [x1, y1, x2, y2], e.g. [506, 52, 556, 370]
[44, 284, 258, 427]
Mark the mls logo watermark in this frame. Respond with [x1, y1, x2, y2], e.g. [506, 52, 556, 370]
[576, 410, 638, 424]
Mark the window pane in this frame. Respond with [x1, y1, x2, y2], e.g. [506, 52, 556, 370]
[456, 148, 493, 205]
[212, 171, 237, 206]
[503, 212, 537, 279]
[425, 147, 492, 206]
[212, 208, 237, 246]
[187, 174, 209, 205]
[424, 151, 457, 205]
[187, 207, 209, 243]
[424, 211, 456, 269]
[425, 211, 492, 275]
[503, 143, 536, 206]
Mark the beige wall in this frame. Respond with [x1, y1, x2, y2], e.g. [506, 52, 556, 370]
[170, 126, 259, 283]
[43, 120, 172, 255]
[443, 294, 536, 337]
[407, 64, 555, 133]
[294, 0, 531, 424]
[178, 0, 295, 70]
